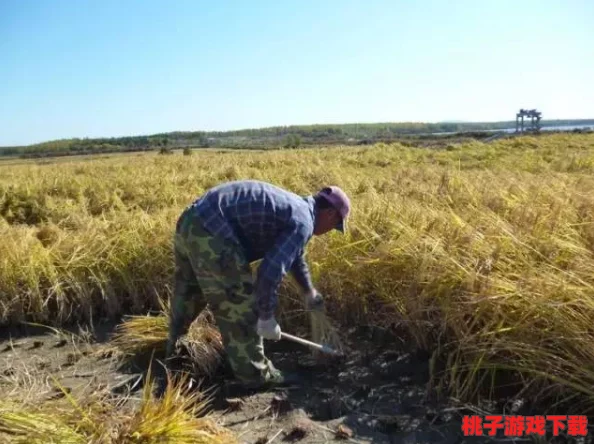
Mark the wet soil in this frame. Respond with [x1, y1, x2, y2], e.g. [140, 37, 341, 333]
[0, 322, 592, 444]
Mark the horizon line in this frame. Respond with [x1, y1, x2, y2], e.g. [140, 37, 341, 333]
[3, 117, 594, 148]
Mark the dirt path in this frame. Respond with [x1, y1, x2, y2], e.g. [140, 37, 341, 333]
[0, 323, 590, 443]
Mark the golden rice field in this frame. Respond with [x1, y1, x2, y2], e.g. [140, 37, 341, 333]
[1, 132, 594, 441]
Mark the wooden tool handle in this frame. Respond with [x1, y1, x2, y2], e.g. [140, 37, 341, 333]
[280, 332, 341, 355]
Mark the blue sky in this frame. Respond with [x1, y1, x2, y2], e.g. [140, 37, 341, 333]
[1, 0, 592, 146]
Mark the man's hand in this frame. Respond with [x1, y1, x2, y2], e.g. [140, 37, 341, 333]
[256, 317, 282, 340]
[304, 289, 325, 311]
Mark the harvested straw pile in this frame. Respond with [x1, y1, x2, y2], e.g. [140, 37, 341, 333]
[0, 369, 236, 444]
[113, 369, 236, 443]
[108, 299, 225, 378]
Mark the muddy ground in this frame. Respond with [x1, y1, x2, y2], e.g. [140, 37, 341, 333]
[0, 322, 592, 444]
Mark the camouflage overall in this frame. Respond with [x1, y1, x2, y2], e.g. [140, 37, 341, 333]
[166, 206, 282, 385]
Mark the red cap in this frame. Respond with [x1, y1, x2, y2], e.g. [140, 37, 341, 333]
[316, 186, 351, 232]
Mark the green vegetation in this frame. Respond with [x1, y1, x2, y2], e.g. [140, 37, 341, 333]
[2, 119, 593, 158]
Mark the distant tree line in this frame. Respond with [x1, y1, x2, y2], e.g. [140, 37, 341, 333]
[1, 119, 593, 158]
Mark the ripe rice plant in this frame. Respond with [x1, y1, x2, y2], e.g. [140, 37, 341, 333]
[113, 368, 236, 444]
[0, 367, 235, 443]
[1, 133, 594, 413]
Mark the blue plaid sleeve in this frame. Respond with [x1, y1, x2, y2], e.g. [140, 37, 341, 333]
[290, 250, 314, 294]
[255, 223, 311, 320]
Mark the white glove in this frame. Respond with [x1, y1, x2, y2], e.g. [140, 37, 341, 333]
[256, 317, 281, 340]
[304, 289, 324, 311]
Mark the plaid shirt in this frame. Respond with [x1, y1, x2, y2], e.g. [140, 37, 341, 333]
[189, 180, 316, 320]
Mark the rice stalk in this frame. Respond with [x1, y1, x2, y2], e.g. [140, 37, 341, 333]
[114, 366, 236, 444]
[0, 407, 88, 444]
[108, 298, 225, 377]
[309, 310, 345, 359]
[0, 381, 111, 444]
[0, 358, 236, 443]
[2, 133, 594, 412]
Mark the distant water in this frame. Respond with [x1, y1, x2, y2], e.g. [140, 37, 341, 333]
[503, 124, 593, 133]
[431, 124, 593, 136]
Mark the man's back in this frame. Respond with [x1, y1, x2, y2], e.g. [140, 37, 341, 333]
[191, 180, 315, 262]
